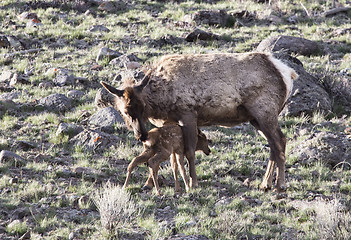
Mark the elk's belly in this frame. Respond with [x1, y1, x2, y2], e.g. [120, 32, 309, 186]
[197, 104, 253, 127]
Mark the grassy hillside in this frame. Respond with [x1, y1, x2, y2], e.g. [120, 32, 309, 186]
[0, 0, 351, 239]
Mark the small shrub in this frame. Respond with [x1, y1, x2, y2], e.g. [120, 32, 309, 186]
[313, 198, 351, 239]
[93, 182, 137, 231]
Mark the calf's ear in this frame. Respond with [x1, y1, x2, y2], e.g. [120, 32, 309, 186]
[100, 81, 124, 97]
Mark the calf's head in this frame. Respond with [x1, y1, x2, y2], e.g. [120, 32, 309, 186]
[100, 72, 151, 141]
[196, 130, 211, 155]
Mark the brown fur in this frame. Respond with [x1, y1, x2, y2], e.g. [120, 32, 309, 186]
[123, 125, 210, 195]
[101, 52, 298, 192]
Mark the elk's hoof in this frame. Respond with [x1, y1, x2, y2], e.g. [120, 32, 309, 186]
[189, 179, 198, 188]
[142, 185, 153, 191]
[259, 183, 272, 192]
[273, 185, 286, 193]
[175, 188, 183, 194]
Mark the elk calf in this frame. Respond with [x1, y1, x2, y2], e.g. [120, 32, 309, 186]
[123, 125, 210, 195]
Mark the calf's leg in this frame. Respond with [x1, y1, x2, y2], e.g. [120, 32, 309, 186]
[175, 153, 190, 192]
[170, 153, 181, 193]
[123, 149, 154, 189]
[148, 151, 170, 195]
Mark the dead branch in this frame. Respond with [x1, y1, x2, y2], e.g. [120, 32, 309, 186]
[323, 7, 351, 17]
[1, 48, 44, 58]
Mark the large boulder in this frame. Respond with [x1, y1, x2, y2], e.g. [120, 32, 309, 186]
[257, 35, 321, 56]
[185, 28, 220, 42]
[56, 123, 83, 137]
[38, 94, 72, 112]
[89, 107, 124, 133]
[273, 53, 332, 117]
[70, 129, 120, 152]
[292, 131, 351, 168]
[188, 10, 234, 27]
[95, 88, 115, 108]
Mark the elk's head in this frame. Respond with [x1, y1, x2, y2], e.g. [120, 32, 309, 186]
[100, 71, 151, 141]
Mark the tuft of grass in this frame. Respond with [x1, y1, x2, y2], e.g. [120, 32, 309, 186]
[0, 114, 18, 131]
[6, 220, 28, 236]
[93, 182, 138, 232]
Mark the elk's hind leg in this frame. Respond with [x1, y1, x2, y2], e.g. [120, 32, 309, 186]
[250, 116, 287, 192]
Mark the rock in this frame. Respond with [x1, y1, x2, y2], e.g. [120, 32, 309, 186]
[0, 91, 21, 101]
[12, 140, 36, 151]
[38, 81, 53, 89]
[0, 100, 17, 113]
[90, 64, 103, 71]
[149, 34, 184, 48]
[89, 107, 124, 132]
[7, 219, 21, 229]
[96, 47, 123, 62]
[126, 61, 141, 70]
[257, 35, 321, 56]
[98, 1, 126, 12]
[95, 88, 115, 108]
[333, 28, 351, 36]
[273, 52, 332, 116]
[0, 35, 10, 48]
[125, 53, 142, 62]
[68, 231, 77, 240]
[231, 10, 257, 25]
[74, 167, 93, 174]
[53, 73, 75, 86]
[0, 83, 14, 93]
[165, 235, 209, 240]
[26, 19, 43, 28]
[67, 90, 84, 100]
[73, 39, 88, 49]
[185, 28, 219, 42]
[190, 10, 233, 27]
[266, 14, 283, 24]
[9, 177, 19, 184]
[89, 25, 110, 32]
[9, 73, 30, 86]
[292, 131, 351, 168]
[325, 75, 351, 114]
[0, 70, 13, 82]
[69, 129, 120, 152]
[12, 207, 30, 220]
[56, 123, 83, 137]
[6, 35, 24, 49]
[38, 93, 72, 112]
[17, 12, 39, 21]
[109, 54, 142, 68]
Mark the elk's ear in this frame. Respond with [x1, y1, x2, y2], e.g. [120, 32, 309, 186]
[134, 70, 151, 93]
[100, 81, 124, 97]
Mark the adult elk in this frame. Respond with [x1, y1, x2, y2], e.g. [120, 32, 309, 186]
[101, 52, 298, 192]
